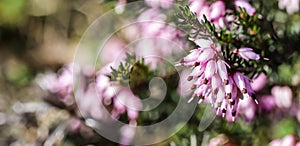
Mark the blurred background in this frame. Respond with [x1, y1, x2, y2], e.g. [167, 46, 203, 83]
[0, 0, 119, 145]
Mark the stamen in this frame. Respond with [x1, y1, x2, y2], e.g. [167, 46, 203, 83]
[242, 88, 247, 94]
[224, 79, 229, 85]
[188, 94, 196, 103]
[203, 78, 208, 84]
[222, 109, 226, 117]
[226, 93, 232, 99]
[190, 84, 196, 90]
[180, 58, 184, 63]
[187, 76, 193, 81]
[198, 99, 203, 104]
[188, 97, 194, 103]
[254, 99, 258, 104]
[194, 62, 200, 67]
[232, 117, 235, 122]
[217, 102, 222, 107]
[198, 95, 205, 104]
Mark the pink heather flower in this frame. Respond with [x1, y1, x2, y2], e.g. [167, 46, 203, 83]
[234, 0, 256, 16]
[209, 1, 226, 20]
[36, 63, 79, 106]
[96, 64, 142, 121]
[207, 134, 228, 146]
[189, 0, 257, 28]
[177, 69, 195, 97]
[137, 9, 167, 37]
[120, 121, 137, 145]
[115, 0, 127, 14]
[271, 86, 293, 108]
[238, 96, 256, 121]
[189, 0, 208, 16]
[100, 37, 126, 65]
[145, 0, 175, 9]
[134, 8, 186, 69]
[179, 39, 257, 121]
[77, 83, 107, 120]
[269, 135, 296, 146]
[278, 0, 300, 14]
[189, 0, 226, 28]
[234, 47, 260, 61]
[251, 73, 268, 91]
[259, 95, 276, 111]
[112, 88, 142, 120]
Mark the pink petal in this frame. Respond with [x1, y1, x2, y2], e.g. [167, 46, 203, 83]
[209, 1, 225, 20]
[205, 60, 217, 79]
[217, 60, 228, 82]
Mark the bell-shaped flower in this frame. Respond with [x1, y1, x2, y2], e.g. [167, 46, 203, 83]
[271, 86, 293, 108]
[235, 47, 260, 61]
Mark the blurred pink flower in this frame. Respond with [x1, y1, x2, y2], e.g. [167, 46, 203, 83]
[100, 37, 126, 65]
[77, 82, 106, 120]
[134, 8, 187, 69]
[269, 134, 296, 146]
[259, 95, 276, 111]
[115, 0, 127, 14]
[271, 86, 293, 108]
[120, 121, 137, 145]
[36, 63, 79, 106]
[189, 0, 256, 28]
[207, 134, 228, 146]
[96, 64, 142, 121]
[238, 96, 256, 121]
[189, 0, 226, 28]
[251, 73, 268, 91]
[209, 1, 225, 20]
[145, 0, 175, 9]
[278, 0, 300, 14]
[234, 0, 256, 16]
[137, 9, 167, 37]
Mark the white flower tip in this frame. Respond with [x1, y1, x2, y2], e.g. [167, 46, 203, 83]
[232, 117, 235, 122]
[174, 63, 182, 67]
[129, 120, 137, 126]
[197, 99, 203, 104]
[188, 97, 194, 103]
[222, 113, 225, 118]
[254, 99, 258, 104]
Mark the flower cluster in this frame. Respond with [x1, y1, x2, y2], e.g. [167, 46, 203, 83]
[95, 64, 142, 121]
[37, 62, 141, 145]
[37, 63, 78, 106]
[38, 63, 141, 123]
[189, 0, 256, 28]
[132, 8, 187, 69]
[178, 39, 260, 121]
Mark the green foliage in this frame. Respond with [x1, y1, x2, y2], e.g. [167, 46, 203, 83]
[0, 0, 26, 25]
